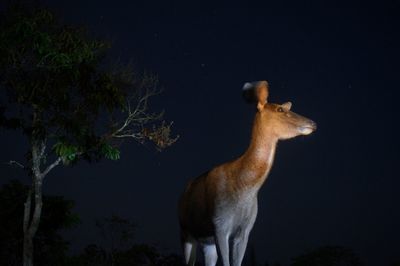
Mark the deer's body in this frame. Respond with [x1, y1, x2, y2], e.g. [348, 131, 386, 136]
[178, 81, 316, 266]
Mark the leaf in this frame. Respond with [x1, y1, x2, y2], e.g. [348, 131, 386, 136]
[100, 143, 120, 161]
[52, 142, 79, 164]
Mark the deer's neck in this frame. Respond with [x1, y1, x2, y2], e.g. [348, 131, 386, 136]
[239, 113, 278, 189]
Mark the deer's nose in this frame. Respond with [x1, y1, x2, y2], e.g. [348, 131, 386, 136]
[309, 120, 317, 130]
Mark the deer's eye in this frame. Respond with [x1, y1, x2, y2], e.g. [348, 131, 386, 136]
[277, 107, 284, 112]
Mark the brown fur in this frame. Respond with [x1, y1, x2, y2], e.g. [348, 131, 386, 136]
[178, 81, 316, 266]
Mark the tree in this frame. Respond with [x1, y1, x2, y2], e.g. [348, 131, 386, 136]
[0, 180, 79, 266]
[96, 214, 136, 265]
[291, 246, 363, 266]
[69, 214, 185, 266]
[0, 5, 177, 266]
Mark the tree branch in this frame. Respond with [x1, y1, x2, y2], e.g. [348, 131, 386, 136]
[111, 85, 163, 139]
[5, 160, 25, 169]
[41, 157, 62, 178]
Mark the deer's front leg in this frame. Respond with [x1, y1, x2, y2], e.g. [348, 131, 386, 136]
[231, 202, 258, 266]
[231, 230, 250, 266]
[214, 216, 232, 266]
[215, 229, 230, 266]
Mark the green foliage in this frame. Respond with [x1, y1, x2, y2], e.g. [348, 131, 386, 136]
[53, 142, 79, 163]
[16, 13, 99, 69]
[0, 4, 177, 265]
[0, 180, 79, 266]
[100, 143, 120, 161]
[0, 5, 175, 165]
[0, 6, 115, 147]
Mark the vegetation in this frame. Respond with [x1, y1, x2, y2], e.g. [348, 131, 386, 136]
[0, 4, 177, 265]
[69, 215, 184, 266]
[291, 246, 363, 266]
[0, 180, 183, 266]
[0, 179, 375, 266]
[0, 180, 79, 266]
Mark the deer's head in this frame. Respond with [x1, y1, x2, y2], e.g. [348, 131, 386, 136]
[243, 81, 317, 140]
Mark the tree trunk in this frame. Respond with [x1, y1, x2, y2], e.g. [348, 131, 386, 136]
[23, 232, 33, 266]
[22, 175, 43, 266]
[23, 188, 33, 266]
[22, 110, 62, 266]
[23, 134, 45, 266]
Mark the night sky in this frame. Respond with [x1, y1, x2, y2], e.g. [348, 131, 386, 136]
[1, 0, 400, 265]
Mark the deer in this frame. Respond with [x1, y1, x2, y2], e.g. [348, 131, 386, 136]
[178, 81, 317, 266]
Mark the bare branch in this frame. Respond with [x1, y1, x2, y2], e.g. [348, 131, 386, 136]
[142, 121, 179, 150]
[4, 160, 25, 169]
[41, 157, 62, 178]
[113, 133, 144, 139]
[97, 72, 178, 150]
[110, 76, 162, 138]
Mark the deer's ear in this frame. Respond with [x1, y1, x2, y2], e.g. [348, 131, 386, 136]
[256, 81, 269, 111]
[282, 101, 292, 111]
[242, 80, 269, 110]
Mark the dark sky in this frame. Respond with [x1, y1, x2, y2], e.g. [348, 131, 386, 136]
[1, 0, 400, 265]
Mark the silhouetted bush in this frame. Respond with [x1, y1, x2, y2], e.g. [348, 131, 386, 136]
[291, 246, 363, 266]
